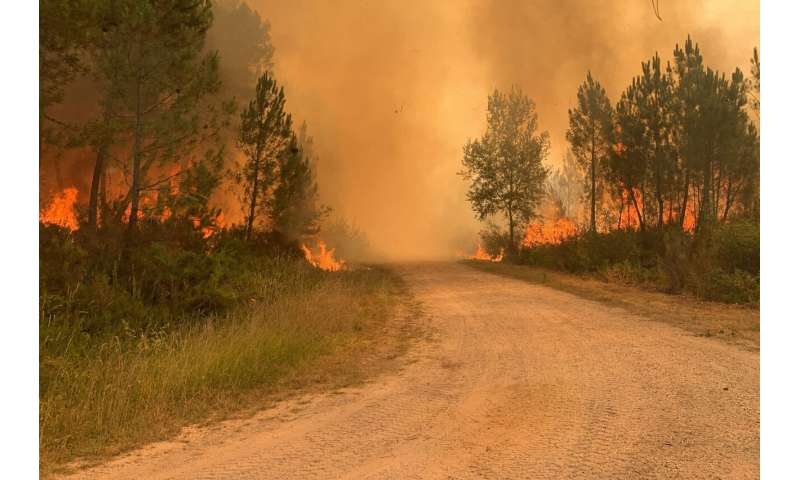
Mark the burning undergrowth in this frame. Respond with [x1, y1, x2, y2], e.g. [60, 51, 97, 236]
[460, 244, 504, 262]
[40, 187, 80, 231]
[39, 183, 357, 274]
[301, 240, 347, 271]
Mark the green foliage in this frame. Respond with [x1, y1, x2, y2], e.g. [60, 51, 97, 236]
[478, 223, 507, 258]
[698, 269, 759, 305]
[706, 220, 760, 275]
[82, 0, 229, 233]
[749, 47, 760, 116]
[567, 71, 613, 232]
[208, 0, 275, 98]
[238, 70, 294, 237]
[516, 222, 759, 305]
[40, 247, 401, 468]
[271, 124, 328, 239]
[39, 0, 94, 110]
[592, 36, 760, 233]
[512, 35, 761, 305]
[461, 85, 550, 251]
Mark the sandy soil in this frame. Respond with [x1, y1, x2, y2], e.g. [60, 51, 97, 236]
[62, 262, 759, 479]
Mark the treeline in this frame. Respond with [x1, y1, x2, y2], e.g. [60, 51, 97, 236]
[40, 0, 324, 243]
[39, 0, 333, 328]
[462, 36, 760, 304]
[39, 2, 389, 468]
[566, 36, 759, 233]
[533, 37, 760, 304]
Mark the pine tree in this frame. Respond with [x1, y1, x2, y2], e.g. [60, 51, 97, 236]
[271, 124, 326, 238]
[91, 0, 224, 241]
[566, 72, 613, 233]
[238, 71, 293, 239]
[749, 47, 760, 118]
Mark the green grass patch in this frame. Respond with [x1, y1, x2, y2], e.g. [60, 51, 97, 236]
[40, 258, 410, 473]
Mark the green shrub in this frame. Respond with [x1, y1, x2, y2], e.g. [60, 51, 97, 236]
[658, 227, 692, 292]
[601, 260, 660, 287]
[514, 220, 759, 304]
[695, 268, 760, 304]
[707, 220, 760, 275]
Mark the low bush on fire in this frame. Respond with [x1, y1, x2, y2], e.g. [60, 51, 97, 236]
[512, 220, 759, 305]
[39, 222, 401, 471]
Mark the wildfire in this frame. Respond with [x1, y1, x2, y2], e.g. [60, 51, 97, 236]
[301, 240, 346, 271]
[193, 212, 225, 239]
[461, 244, 504, 262]
[522, 218, 579, 247]
[40, 187, 79, 231]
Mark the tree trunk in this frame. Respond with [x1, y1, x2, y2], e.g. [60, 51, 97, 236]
[655, 151, 664, 230]
[88, 104, 113, 231]
[127, 76, 143, 240]
[722, 176, 736, 222]
[99, 164, 108, 225]
[590, 138, 597, 234]
[507, 205, 515, 255]
[245, 145, 262, 240]
[678, 172, 690, 229]
[87, 146, 107, 231]
[698, 158, 713, 233]
[628, 186, 645, 232]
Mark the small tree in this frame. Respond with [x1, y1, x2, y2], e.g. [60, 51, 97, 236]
[460, 86, 550, 253]
[238, 71, 293, 239]
[566, 71, 613, 233]
[270, 124, 327, 238]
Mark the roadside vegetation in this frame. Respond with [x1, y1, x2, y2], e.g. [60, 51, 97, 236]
[39, 0, 396, 473]
[461, 37, 759, 306]
[40, 223, 408, 471]
[514, 220, 759, 305]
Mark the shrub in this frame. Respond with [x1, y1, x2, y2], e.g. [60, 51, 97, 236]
[696, 268, 760, 305]
[514, 220, 759, 304]
[707, 220, 760, 275]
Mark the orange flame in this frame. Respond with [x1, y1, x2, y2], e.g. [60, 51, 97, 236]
[522, 218, 579, 247]
[40, 188, 79, 231]
[301, 240, 346, 271]
[461, 244, 504, 262]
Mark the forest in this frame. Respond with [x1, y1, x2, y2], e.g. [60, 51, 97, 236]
[39, 0, 387, 470]
[461, 36, 760, 305]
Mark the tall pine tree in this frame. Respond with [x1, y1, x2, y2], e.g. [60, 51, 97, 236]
[566, 72, 613, 233]
[238, 70, 293, 239]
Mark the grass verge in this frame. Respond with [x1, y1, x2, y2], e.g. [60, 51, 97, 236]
[463, 260, 759, 351]
[40, 260, 416, 475]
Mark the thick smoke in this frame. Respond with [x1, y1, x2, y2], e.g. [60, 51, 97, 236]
[41, 1, 759, 260]
[252, 0, 758, 260]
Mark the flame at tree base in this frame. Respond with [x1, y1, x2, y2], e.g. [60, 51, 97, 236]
[522, 217, 579, 247]
[301, 240, 346, 271]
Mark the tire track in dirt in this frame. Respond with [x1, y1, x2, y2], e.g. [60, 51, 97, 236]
[63, 262, 759, 479]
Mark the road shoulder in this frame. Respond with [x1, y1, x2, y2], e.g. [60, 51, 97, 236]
[463, 260, 760, 352]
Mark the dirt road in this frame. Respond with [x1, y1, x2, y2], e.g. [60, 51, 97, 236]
[67, 262, 759, 479]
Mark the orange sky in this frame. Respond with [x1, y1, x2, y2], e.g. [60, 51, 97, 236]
[253, 0, 759, 259]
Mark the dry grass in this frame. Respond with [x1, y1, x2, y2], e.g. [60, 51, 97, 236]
[40, 264, 417, 475]
[464, 260, 760, 351]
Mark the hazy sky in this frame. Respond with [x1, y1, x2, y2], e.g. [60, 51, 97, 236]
[253, 0, 759, 259]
